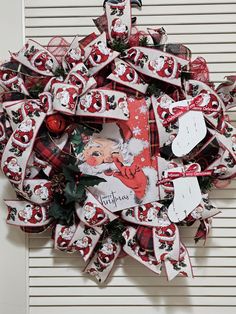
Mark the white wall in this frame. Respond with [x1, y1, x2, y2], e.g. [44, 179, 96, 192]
[0, 1, 28, 314]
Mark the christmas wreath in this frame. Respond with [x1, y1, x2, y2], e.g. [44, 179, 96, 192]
[1, 0, 236, 283]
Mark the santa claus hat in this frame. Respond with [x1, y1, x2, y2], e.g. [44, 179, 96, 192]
[167, 161, 179, 169]
[98, 123, 148, 156]
[118, 96, 127, 107]
[84, 201, 94, 208]
[34, 184, 43, 192]
[83, 236, 92, 246]
[162, 181, 174, 192]
[112, 18, 121, 27]
[5, 156, 17, 165]
[185, 163, 201, 172]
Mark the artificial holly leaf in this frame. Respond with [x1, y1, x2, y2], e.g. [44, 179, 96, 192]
[79, 174, 106, 187]
[49, 201, 75, 225]
[74, 142, 85, 156]
[62, 166, 75, 182]
[49, 202, 64, 220]
[66, 163, 80, 174]
[64, 182, 86, 204]
[71, 132, 81, 146]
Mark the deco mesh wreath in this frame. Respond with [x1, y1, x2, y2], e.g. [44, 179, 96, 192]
[1, 0, 236, 283]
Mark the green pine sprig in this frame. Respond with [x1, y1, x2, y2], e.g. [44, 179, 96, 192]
[198, 176, 214, 193]
[147, 83, 162, 97]
[53, 66, 66, 78]
[139, 36, 149, 47]
[111, 39, 129, 53]
[28, 83, 44, 99]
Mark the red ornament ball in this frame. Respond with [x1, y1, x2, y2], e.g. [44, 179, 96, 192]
[45, 114, 66, 134]
[136, 226, 154, 252]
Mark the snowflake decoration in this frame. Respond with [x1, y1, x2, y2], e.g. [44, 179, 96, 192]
[132, 126, 141, 136]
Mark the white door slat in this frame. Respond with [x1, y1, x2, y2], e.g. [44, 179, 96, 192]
[25, 0, 236, 7]
[28, 307, 236, 314]
[25, 28, 236, 44]
[25, 4, 236, 17]
[25, 19, 236, 35]
[24, 12, 236, 23]
[28, 276, 236, 287]
[28, 256, 236, 268]
[28, 266, 236, 278]
[29, 295, 236, 306]
[28, 286, 236, 297]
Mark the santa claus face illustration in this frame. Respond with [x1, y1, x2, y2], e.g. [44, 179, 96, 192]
[116, 63, 127, 76]
[18, 204, 44, 223]
[57, 89, 70, 106]
[6, 157, 21, 173]
[191, 205, 204, 219]
[158, 211, 171, 226]
[150, 56, 165, 72]
[84, 204, 96, 220]
[111, 18, 128, 39]
[213, 164, 227, 176]
[34, 185, 49, 201]
[231, 135, 236, 151]
[139, 205, 158, 222]
[83, 203, 106, 226]
[18, 204, 33, 221]
[19, 118, 34, 132]
[60, 226, 76, 240]
[56, 87, 77, 110]
[30, 51, 54, 72]
[100, 242, 115, 256]
[157, 95, 173, 121]
[64, 47, 84, 66]
[82, 137, 123, 167]
[75, 236, 91, 248]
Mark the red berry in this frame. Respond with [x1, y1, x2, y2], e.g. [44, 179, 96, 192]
[45, 114, 66, 134]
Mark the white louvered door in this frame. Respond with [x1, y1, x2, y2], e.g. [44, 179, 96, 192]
[2, 0, 236, 313]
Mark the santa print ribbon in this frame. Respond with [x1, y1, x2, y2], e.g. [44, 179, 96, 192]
[17, 179, 53, 204]
[107, 58, 148, 94]
[84, 32, 120, 75]
[122, 46, 189, 87]
[11, 39, 59, 76]
[0, 66, 29, 96]
[68, 222, 101, 262]
[76, 192, 118, 234]
[1, 104, 46, 188]
[85, 237, 121, 283]
[5, 200, 51, 227]
[105, 0, 132, 43]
